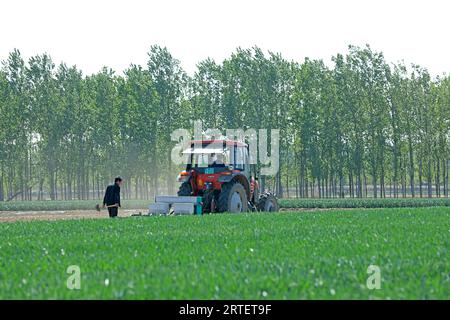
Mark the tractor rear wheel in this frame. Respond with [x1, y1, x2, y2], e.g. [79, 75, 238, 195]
[257, 193, 279, 212]
[177, 182, 192, 196]
[218, 181, 248, 213]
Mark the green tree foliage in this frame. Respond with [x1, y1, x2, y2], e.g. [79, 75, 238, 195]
[0, 45, 448, 200]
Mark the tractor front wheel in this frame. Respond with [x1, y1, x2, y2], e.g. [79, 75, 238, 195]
[218, 181, 248, 213]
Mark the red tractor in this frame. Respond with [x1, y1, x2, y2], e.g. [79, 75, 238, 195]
[176, 139, 279, 213]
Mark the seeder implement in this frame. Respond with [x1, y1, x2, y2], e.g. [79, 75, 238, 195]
[148, 196, 203, 215]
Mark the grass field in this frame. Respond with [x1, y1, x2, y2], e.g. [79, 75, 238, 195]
[0, 207, 448, 299]
[2, 197, 450, 211]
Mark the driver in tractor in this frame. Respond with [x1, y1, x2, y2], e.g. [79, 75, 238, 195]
[210, 153, 226, 168]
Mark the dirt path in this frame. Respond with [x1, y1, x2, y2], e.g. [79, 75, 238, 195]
[0, 207, 360, 223]
[0, 209, 148, 223]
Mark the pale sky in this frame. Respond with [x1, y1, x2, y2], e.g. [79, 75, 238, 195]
[1, 0, 449, 77]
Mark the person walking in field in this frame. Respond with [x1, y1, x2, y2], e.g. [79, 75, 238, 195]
[102, 177, 123, 218]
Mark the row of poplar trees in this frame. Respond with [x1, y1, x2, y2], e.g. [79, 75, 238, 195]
[0, 45, 449, 201]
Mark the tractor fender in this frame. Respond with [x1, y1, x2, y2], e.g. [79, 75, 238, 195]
[220, 173, 251, 200]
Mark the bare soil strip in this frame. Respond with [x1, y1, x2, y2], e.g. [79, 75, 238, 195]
[0, 207, 361, 223]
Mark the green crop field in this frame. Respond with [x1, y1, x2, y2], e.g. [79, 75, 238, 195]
[0, 207, 448, 299]
[279, 198, 450, 209]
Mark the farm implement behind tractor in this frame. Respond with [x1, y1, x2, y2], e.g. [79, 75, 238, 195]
[149, 139, 279, 215]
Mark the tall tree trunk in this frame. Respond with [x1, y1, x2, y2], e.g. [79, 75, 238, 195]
[135, 176, 139, 199]
[0, 162, 4, 202]
[286, 170, 290, 198]
[435, 160, 440, 198]
[67, 178, 72, 201]
[408, 136, 415, 197]
[372, 165, 377, 198]
[299, 154, 305, 197]
[55, 169, 58, 200]
[419, 156, 423, 198]
[427, 158, 432, 198]
[358, 171, 363, 198]
[28, 151, 33, 200]
[317, 176, 321, 198]
[364, 173, 368, 198]
[304, 167, 309, 198]
[7, 166, 14, 200]
[167, 148, 174, 195]
[380, 164, 385, 198]
[49, 170, 56, 200]
[277, 172, 283, 198]
[389, 177, 392, 198]
[402, 158, 406, 198]
[445, 159, 449, 197]
[97, 173, 101, 199]
[349, 171, 353, 198]
[38, 178, 44, 200]
[152, 151, 159, 198]
[19, 160, 25, 201]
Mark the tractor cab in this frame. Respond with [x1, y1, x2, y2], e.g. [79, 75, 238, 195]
[178, 140, 251, 200]
[175, 139, 278, 213]
[181, 140, 249, 174]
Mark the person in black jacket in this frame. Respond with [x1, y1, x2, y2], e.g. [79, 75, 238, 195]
[103, 177, 123, 218]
